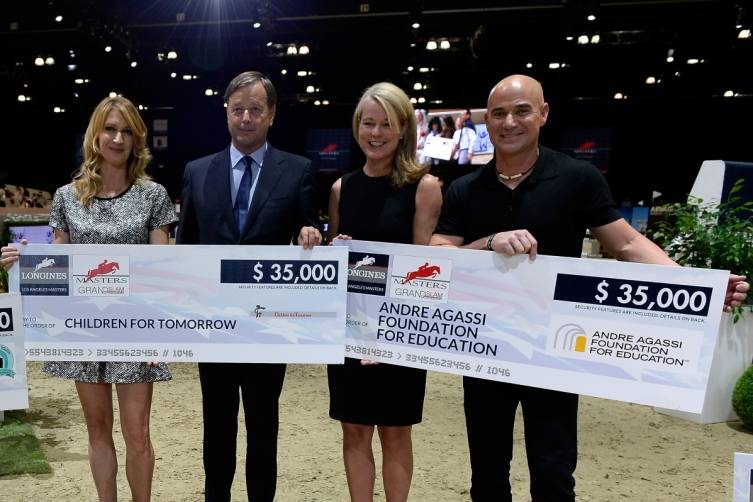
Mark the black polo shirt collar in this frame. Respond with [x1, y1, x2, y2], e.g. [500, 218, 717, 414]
[482, 145, 559, 190]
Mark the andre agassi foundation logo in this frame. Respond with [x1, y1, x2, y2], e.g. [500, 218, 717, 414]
[72, 255, 130, 297]
[553, 323, 588, 353]
[389, 255, 452, 303]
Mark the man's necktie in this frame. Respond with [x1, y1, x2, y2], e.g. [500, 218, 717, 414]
[233, 156, 253, 233]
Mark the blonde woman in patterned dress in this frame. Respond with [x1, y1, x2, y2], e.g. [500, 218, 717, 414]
[2, 96, 177, 502]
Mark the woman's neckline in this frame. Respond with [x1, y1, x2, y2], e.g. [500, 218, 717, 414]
[94, 183, 133, 201]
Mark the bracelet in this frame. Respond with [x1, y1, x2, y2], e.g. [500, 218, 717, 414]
[486, 233, 496, 251]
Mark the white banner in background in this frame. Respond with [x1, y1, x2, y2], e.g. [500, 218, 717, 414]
[734, 452, 753, 502]
[422, 134, 454, 160]
[0, 294, 28, 411]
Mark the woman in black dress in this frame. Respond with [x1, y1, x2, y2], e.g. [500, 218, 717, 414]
[327, 82, 442, 501]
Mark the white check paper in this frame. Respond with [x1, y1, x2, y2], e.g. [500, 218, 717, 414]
[0, 294, 27, 411]
[341, 240, 729, 413]
[9, 244, 348, 363]
[734, 453, 753, 502]
[422, 134, 454, 160]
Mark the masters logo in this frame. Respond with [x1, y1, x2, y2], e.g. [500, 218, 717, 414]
[0, 344, 15, 378]
[19, 255, 70, 296]
[389, 255, 452, 303]
[347, 252, 389, 296]
[72, 256, 130, 297]
[553, 323, 588, 353]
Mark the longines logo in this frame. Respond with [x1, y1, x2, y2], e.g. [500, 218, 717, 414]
[19, 255, 70, 296]
[347, 252, 389, 296]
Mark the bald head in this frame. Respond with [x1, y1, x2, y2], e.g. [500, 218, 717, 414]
[484, 74, 549, 160]
[488, 75, 545, 109]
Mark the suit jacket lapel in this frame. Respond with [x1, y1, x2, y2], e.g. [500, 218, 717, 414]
[242, 144, 285, 235]
[206, 147, 238, 240]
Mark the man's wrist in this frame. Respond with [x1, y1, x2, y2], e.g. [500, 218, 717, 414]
[486, 233, 496, 251]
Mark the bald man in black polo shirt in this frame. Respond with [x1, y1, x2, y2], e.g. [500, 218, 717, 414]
[430, 74, 749, 502]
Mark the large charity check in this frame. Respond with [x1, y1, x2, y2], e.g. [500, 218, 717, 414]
[0, 294, 28, 411]
[341, 240, 729, 413]
[8, 244, 348, 363]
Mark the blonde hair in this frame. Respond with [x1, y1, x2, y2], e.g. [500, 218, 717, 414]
[352, 82, 428, 188]
[73, 95, 151, 206]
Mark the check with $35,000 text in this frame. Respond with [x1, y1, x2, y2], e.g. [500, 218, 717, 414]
[8, 244, 348, 364]
[340, 239, 729, 414]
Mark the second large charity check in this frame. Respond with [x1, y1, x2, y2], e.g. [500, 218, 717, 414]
[9, 244, 348, 364]
[341, 240, 729, 413]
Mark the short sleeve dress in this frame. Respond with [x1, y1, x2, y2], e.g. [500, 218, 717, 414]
[327, 169, 428, 426]
[42, 180, 178, 384]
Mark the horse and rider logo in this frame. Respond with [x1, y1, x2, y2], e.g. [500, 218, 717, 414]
[353, 255, 376, 269]
[34, 257, 56, 272]
[72, 255, 130, 297]
[84, 260, 120, 282]
[401, 263, 441, 284]
[389, 255, 452, 303]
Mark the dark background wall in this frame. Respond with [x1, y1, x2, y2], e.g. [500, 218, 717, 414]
[7, 91, 750, 209]
[2, 0, 751, 210]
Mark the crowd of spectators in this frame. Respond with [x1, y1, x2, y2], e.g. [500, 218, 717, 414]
[416, 108, 479, 165]
[0, 185, 51, 208]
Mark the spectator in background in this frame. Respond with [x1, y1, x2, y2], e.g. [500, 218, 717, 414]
[441, 116, 456, 140]
[13, 186, 24, 206]
[427, 116, 442, 138]
[0, 188, 7, 207]
[33, 193, 46, 208]
[461, 108, 477, 131]
[452, 116, 477, 165]
[425, 116, 444, 165]
[415, 109, 428, 163]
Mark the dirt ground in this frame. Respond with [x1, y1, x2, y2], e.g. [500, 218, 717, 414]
[2, 361, 752, 501]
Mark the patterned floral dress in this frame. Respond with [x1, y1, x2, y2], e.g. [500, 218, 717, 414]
[42, 180, 177, 383]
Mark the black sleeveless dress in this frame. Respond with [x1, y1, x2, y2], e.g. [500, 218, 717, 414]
[328, 169, 428, 426]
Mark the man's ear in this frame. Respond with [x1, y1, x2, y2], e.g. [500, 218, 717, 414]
[539, 102, 550, 125]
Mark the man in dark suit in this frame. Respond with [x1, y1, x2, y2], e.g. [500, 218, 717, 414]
[177, 71, 321, 502]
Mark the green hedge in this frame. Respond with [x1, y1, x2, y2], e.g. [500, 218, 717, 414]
[0, 411, 51, 476]
[733, 365, 753, 430]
